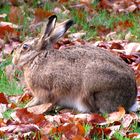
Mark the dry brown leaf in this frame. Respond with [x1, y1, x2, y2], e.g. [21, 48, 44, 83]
[127, 133, 140, 139]
[0, 93, 8, 104]
[108, 125, 121, 137]
[80, 0, 91, 4]
[34, 8, 53, 23]
[27, 103, 53, 114]
[0, 21, 20, 29]
[72, 135, 86, 140]
[121, 114, 133, 128]
[126, 4, 137, 12]
[9, 6, 24, 24]
[124, 42, 140, 55]
[106, 107, 125, 123]
[19, 92, 32, 103]
[0, 14, 7, 21]
[68, 32, 86, 41]
[125, 31, 136, 41]
[59, 0, 69, 3]
[88, 113, 106, 124]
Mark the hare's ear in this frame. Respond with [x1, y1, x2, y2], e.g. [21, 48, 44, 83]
[48, 19, 74, 44]
[36, 15, 57, 50]
[43, 15, 57, 37]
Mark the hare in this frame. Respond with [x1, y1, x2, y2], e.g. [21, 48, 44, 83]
[12, 15, 137, 114]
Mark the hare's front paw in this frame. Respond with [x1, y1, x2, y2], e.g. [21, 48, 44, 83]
[25, 97, 40, 108]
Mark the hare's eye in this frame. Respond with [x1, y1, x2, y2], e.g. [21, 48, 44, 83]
[23, 44, 29, 50]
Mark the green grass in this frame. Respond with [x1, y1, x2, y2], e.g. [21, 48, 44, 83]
[0, 58, 23, 95]
[84, 123, 92, 135]
[1, 1, 139, 41]
[113, 132, 130, 140]
[0, 4, 10, 14]
[2, 109, 14, 119]
[70, 8, 140, 41]
[0, 69, 23, 95]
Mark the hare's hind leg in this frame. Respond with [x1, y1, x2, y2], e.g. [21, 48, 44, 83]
[81, 92, 99, 113]
[25, 97, 40, 108]
[94, 90, 134, 113]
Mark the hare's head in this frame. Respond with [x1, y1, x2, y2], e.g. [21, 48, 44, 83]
[12, 15, 74, 68]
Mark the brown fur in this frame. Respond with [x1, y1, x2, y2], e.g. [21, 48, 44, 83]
[12, 15, 137, 113]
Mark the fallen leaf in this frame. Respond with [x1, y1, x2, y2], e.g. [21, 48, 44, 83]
[0, 93, 8, 104]
[125, 31, 136, 41]
[52, 123, 85, 138]
[127, 133, 140, 139]
[106, 107, 125, 123]
[68, 32, 86, 41]
[34, 8, 53, 23]
[108, 125, 121, 137]
[110, 42, 124, 50]
[8, 103, 17, 109]
[121, 114, 133, 128]
[0, 25, 20, 39]
[126, 4, 137, 12]
[9, 6, 24, 24]
[0, 124, 39, 134]
[0, 21, 20, 29]
[19, 92, 32, 103]
[89, 127, 111, 138]
[59, 0, 69, 3]
[97, 25, 111, 37]
[27, 103, 53, 114]
[15, 108, 46, 125]
[72, 135, 86, 140]
[124, 42, 140, 55]
[88, 114, 106, 124]
[0, 14, 7, 21]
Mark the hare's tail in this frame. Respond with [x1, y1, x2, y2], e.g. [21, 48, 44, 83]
[129, 101, 139, 112]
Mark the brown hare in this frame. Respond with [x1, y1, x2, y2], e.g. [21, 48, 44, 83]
[12, 15, 137, 114]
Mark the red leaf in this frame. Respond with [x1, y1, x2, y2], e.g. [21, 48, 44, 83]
[9, 6, 24, 24]
[0, 131, 4, 137]
[34, 8, 53, 23]
[8, 103, 17, 109]
[88, 114, 106, 124]
[0, 93, 8, 104]
[0, 118, 6, 127]
[99, 0, 112, 9]
[19, 92, 32, 103]
[0, 124, 39, 134]
[97, 25, 111, 36]
[13, 124, 39, 133]
[110, 42, 124, 50]
[0, 26, 14, 38]
[16, 108, 46, 125]
[52, 123, 85, 139]
[0, 25, 20, 39]
[72, 135, 86, 140]
[90, 127, 111, 137]
[59, 0, 69, 3]
[127, 133, 140, 139]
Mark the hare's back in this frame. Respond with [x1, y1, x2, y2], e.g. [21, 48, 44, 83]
[59, 46, 131, 70]
[47, 46, 133, 74]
